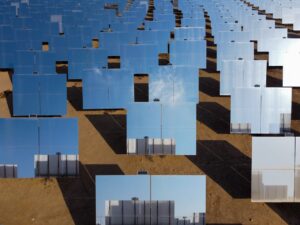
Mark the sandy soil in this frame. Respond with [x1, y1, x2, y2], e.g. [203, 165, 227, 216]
[0, 4, 300, 225]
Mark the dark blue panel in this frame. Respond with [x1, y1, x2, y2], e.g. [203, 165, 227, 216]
[111, 21, 140, 32]
[0, 118, 78, 177]
[83, 69, 133, 109]
[18, 4, 30, 17]
[14, 51, 57, 75]
[0, 119, 39, 152]
[78, 26, 97, 47]
[65, 35, 84, 48]
[144, 20, 175, 31]
[49, 36, 69, 60]
[50, 36, 67, 50]
[36, 51, 57, 74]
[68, 48, 108, 80]
[121, 44, 159, 74]
[39, 75, 67, 115]
[14, 50, 36, 74]
[0, 119, 38, 178]
[99, 31, 136, 56]
[14, 29, 33, 42]
[39, 118, 78, 155]
[13, 75, 39, 115]
[15, 40, 41, 51]
[12, 17, 33, 29]
[15, 50, 35, 65]
[1, 149, 35, 178]
[136, 30, 170, 53]
[0, 41, 15, 68]
[127, 103, 162, 138]
[0, 13, 12, 24]
[0, 25, 15, 40]
[13, 75, 67, 116]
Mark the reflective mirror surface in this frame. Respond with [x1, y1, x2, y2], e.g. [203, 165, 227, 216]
[96, 175, 206, 225]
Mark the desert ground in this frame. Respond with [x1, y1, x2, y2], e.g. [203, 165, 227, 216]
[0, 4, 300, 225]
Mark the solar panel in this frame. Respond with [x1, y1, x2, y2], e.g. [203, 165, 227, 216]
[231, 87, 292, 134]
[144, 20, 175, 31]
[120, 43, 159, 74]
[267, 39, 300, 67]
[14, 50, 36, 74]
[96, 175, 206, 225]
[162, 103, 196, 155]
[82, 69, 133, 109]
[243, 18, 276, 40]
[0, 41, 15, 68]
[154, 13, 175, 22]
[127, 103, 161, 138]
[180, 7, 204, 19]
[13, 75, 39, 115]
[68, 48, 108, 80]
[122, 11, 145, 22]
[174, 27, 205, 41]
[252, 137, 295, 202]
[127, 102, 196, 155]
[0, 119, 38, 178]
[0, 118, 78, 178]
[34, 118, 79, 177]
[257, 37, 278, 52]
[14, 50, 57, 75]
[215, 31, 252, 44]
[136, 30, 170, 53]
[14, 29, 41, 51]
[96, 175, 150, 225]
[76, 26, 98, 47]
[261, 88, 292, 133]
[39, 118, 78, 154]
[220, 60, 267, 96]
[13, 75, 67, 116]
[151, 176, 206, 219]
[217, 42, 254, 71]
[0, 25, 15, 41]
[49, 36, 72, 59]
[35, 51, 58, 74]
[83, 66, 199, 109]
[170, 40, 206, 68]
[149, 66, 198, 104]
[181, 18, 206, 27]
[65, 35, 85, 49]
[99, 31, 136, 56]
[211, 22, 241, 37]
[0, 119, 39, 152]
